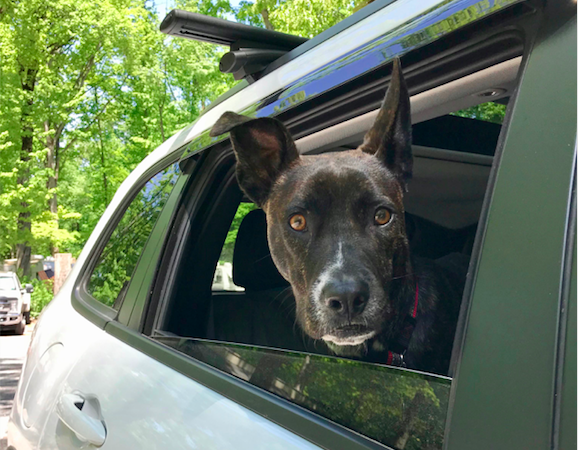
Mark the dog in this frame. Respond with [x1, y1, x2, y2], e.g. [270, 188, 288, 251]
[210, 59, 467, 375]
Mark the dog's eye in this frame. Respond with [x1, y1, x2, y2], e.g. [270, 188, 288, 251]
[374, 208, 392, 226]
[289, 214, 307, 231]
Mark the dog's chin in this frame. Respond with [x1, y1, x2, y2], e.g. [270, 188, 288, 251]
[321, 327, 376, 346]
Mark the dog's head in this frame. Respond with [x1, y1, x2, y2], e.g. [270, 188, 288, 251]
[211, 59, 413, 350]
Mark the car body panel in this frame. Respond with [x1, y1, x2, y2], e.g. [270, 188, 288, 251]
[445, 13, 577, 450]
[8, 269, 321, 450]
[36, 329, 322, 450]
[558, 220, 576, 450]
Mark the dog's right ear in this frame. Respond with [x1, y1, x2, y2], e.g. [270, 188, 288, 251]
[210, 112, 300, 206]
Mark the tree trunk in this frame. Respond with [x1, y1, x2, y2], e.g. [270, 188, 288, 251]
[16, 66, 38, 278]
[394, 391, 426, 449]
[159, 103, 165, 142]
[45, 121, 59, 215]
[95, 90, 108, 205]
[99, 134, 108, 205]
[261, 9, 274, 30]
[45, 121, 61, 254]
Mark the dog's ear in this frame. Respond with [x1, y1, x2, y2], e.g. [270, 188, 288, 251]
[210, 112, 300, 206]
[359, 58, 412, 190]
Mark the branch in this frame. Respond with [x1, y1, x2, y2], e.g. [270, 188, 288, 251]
[261, 9, 275, 30]
[72, 44, 100, 93]
[34, 133, 48, 150]
[61, 74, 130, 154]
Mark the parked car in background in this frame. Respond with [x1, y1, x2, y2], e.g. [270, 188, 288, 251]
[0, 271, 33, 335]
[7, 1, 576, 449]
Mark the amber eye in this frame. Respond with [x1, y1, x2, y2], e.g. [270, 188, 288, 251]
[289, 214, 307, 231]
[374, 208, 392, 226]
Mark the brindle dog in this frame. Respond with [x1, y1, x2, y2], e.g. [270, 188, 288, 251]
[210, 59, 466, 375]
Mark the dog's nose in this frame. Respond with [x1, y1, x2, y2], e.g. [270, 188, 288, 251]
[321, 278, 369, 319]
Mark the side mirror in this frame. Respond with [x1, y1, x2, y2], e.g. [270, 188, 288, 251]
[25, 284, 34, 293]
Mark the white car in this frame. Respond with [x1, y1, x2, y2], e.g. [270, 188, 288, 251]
[7, 1, 576, 450]
[0, 271, 32, 335]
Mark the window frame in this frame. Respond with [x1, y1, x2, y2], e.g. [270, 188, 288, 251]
[131, 55, 531, 450]
[445, 11, 577, 449]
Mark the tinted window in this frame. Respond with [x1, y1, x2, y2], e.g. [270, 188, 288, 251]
[452, 101, 507, 124]
[412, 100, 507, 156]
[88, 163, 180, 308]
[158, 337, 451, 450]
[212, 202, 257, 292]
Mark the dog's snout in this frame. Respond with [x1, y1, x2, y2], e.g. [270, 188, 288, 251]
[321, 278, 369, 319]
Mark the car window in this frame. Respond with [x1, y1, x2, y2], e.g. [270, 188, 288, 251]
[212, 202, 258, 292]
[148, 80, 519, 448]
[158, 337, 451, 449]
[452, 101, 507, 124]
[0, 276, 17, 290]
[87, 162, 180, 309]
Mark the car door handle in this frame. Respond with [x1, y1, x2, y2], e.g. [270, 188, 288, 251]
[56, 393, 106, 447]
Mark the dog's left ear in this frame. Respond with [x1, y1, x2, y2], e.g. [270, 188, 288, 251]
[359, 58, 412, 190]
[210, 112, 300, 206]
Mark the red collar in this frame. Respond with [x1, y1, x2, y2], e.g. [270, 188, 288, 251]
[386, 282, 419, 367]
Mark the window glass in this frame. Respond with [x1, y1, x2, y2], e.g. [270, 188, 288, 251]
[212, 202, 258, 292]
[157, 337, 450, 450]
[0, 276, 17, 291]
[451, 100, 507, 124]
[88, 163, 180, 308]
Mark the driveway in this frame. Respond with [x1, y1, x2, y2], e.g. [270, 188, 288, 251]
[0, 323, 34, 449]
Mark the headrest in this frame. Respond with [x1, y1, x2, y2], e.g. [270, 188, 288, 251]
[233, 209, 289, 291]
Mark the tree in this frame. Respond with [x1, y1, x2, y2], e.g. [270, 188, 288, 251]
[0, 0, 156, 271]
[236, 0, 366, 37]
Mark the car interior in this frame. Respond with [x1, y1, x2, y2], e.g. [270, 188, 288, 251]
[152, 56, 522, 368]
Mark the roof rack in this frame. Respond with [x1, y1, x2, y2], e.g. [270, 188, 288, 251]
[160, 10, 308, 83]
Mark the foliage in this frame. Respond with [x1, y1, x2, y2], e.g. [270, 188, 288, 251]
[452, 102, 507, 124]
[0, 0, 235, 268]
[219, 202, 258, 263]
[236, 0, 365, 37]
[28, 278, 54, 318]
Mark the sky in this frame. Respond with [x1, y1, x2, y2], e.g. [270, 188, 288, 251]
[151, 0, 245, 19]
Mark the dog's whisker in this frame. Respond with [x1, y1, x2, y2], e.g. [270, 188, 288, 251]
[391, 272, 415, 280]
[253, 253, 272, 263]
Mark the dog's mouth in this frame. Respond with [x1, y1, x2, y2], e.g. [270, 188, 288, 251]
[322, 325, 376, 346]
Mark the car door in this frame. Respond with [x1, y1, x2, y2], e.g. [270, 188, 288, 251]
[32, 153, 322, 450]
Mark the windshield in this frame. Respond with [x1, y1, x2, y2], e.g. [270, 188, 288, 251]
[0, 277, 17, 291]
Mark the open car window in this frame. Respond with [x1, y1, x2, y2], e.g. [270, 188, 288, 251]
[146, 99, 508, 449]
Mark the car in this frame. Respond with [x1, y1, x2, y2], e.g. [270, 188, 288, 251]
[7, 1, 576, 449]
[0, 271, 33, 335]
